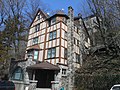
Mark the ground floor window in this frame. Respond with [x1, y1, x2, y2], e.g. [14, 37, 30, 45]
[11, 67, 23, 80]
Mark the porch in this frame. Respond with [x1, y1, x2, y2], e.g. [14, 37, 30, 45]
[27, 62, 60, 89]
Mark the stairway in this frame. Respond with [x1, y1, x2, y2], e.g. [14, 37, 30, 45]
[36, 88, 51, 90]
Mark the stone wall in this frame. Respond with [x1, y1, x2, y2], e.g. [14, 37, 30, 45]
[66, 6, 75, 90]
[9, 55, 37, 90]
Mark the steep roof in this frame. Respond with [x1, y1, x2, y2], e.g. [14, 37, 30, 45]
[29, 9, 49, 27]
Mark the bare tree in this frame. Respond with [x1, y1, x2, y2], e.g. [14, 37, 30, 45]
[0, 0, 6, 26]
[25, 0, 51, 24]
[75, 0, 120, 89]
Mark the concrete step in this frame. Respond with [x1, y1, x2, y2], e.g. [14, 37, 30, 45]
[36, 88, 51, 90]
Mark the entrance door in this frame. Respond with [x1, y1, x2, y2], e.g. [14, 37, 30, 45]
[35, 69, 54, 88]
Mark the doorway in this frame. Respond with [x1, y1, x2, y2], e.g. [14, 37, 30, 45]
[35, 69, 54, 88]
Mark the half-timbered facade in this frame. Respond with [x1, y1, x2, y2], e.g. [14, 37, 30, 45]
[24, 6, 86, 90]
[9, 6, 93, 90]
[26, 10, 70, 65]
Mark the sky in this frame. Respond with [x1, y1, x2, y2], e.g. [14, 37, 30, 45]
[41, 0, 90, 16]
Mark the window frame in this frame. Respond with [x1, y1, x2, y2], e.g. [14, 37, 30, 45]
[77, 28, 79, 34]
[47, 47, 56, 59]
[77, 40, 79, 46]
[76, 53, 80, 63]
[62, 69, 67, 76]
[11, 67, 23, 81]
[33, 50, 39, 60]
[74, 38, 76, 45]
[51, 17, 56, 24]
[49, 31, 57, 40]
[64, 48, 67, 59]
[33, 37, 38, 45]
[35, 24, 40, 32]
[37, 14, 40, 20]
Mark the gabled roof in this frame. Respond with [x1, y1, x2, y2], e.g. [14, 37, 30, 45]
[29, 9, 49, 27]
[27, 61, 60, 70]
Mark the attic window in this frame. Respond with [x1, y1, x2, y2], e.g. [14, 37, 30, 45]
[35, 24, 40, 32]
[51, 17, 56, 24]
[37, 14, 40, 20]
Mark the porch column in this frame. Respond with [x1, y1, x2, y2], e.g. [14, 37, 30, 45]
[33, 70, 35, 80]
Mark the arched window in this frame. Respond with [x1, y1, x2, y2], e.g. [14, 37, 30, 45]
[12, 67, 23, 80]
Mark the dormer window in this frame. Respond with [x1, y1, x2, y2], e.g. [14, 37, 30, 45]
[62, 17, 67, 23]
[51, 17, 56, 25]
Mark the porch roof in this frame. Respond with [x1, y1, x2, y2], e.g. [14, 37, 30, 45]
[27, 45, 40, 51]
[27, 62, 60, 70]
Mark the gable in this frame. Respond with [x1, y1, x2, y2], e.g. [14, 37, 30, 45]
[30, 9, 48, 28]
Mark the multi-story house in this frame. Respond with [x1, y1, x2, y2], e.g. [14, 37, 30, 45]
[10, 6, 96, 90]
[25, 6, 85, 90]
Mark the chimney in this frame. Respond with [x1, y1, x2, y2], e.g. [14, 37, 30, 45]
[78, 13, 83, 25]
[68, 6, 74, 21]
[78, 13, 82, 18]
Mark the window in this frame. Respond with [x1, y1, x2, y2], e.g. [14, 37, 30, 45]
[12, 67, 23, 80]
[47, 48, 56, 58]
[37, 14, 40, 20]
[33, 37, 38, 45]
[64, 31, 67, 39]
[74, 38, 79, 46]
[48, 20, 51, 27]
[77, 28, 79, 34]
[62, 69, 67, 76]
[49, 31, 57, 40]
[74, 38, 76, 44]
[77, 40, 79, 46]
[64, 48, 67, 59]
[85, 21, 90, 26]
[35, 24, 40, 32]
[112, 86, 120, 90]
[51, 17, 56, 24]
[62, 17, 67, 23]
[27, 50, 39, 60]
[34, 50, 39, 60]
[76, 53, 80, 63]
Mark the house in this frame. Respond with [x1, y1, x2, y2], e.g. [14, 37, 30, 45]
[9, 6, 97, 90]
